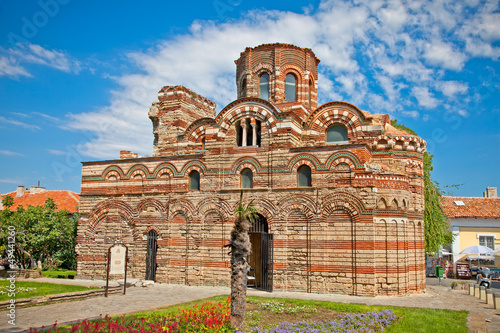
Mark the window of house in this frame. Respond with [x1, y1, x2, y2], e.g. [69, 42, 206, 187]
[285, 73, 297, 101]
[297, 165, 312, 187]
[259, 74, 269, 101]
[326, 124, 348, 143]
[189, 170, 200, 190]
[479, 236, 495, 250]
[241, 168, 253, 189]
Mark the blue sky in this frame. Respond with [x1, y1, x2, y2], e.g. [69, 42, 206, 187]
[0, 0, 499, 197]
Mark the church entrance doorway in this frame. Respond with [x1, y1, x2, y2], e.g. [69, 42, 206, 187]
[249, 214, 273, 292]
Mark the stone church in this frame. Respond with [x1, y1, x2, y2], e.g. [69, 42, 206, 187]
[77, 43, 426, 296]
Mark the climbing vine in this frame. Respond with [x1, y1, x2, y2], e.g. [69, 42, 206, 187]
[392, 119, 453, 253]
[423, 152, 453, 253]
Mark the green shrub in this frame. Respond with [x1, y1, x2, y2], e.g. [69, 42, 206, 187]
[42, 270, 77, 279]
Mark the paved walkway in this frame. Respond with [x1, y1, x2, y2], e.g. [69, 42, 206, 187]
[0, 278, 498, 332]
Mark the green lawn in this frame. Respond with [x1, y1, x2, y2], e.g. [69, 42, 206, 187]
[0, 280, 97, 302]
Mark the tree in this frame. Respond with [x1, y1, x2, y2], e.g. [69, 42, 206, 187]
[227, 192, 259, 330]
[391, 119, 453, 253]
[0, 198, 78, 270]
[2, 195, 14, 209]
[423, 152, 453, 254]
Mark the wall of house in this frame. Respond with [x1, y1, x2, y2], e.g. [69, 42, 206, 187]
[450, 218, 500, 270]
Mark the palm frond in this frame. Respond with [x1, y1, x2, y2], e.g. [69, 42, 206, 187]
[236, 191, 259, 221]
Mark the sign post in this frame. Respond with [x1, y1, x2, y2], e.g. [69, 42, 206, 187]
[106, 243, 128, 297]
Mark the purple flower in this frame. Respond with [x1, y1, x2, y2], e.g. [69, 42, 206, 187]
[251, 309, 397, 333]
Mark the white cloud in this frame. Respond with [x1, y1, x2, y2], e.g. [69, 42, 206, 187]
[0, 178, 24, 185]
[401, 110, 420, 119]
[336, 73, 367, 98]
[0, 55, 31, 77]
[0, 116, 41, 130]
[16, 44, 80, 73]
[463, 37, 500, 59]
[64, 0, 500, 158]
[412, 86, 439, 108]
[376, 75, 399, 101]
[459, 4, 500, 59]
[0, 43, 80, 78]
[314, 1, 370, 72]
[10, 112, 29, 118]
[376, 0, 408, 31]
[66, 95, 153, 158]
[437, 81, 468, 97]
[32, 112, 62, 123]
[476, 13, 500, 41]
[423, 41, 467, 70]
[0, 150, 24, 156]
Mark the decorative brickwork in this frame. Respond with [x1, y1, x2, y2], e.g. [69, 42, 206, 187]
[77, 43, 426, 296]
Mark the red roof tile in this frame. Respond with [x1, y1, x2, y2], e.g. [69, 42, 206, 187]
[1, 190, 79, 213]
[441, 196, 500, 219]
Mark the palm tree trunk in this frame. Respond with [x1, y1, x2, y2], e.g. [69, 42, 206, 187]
[230, 215, 252, 330]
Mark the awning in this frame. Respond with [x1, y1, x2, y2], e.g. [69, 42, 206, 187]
[466, 255, 495, 261]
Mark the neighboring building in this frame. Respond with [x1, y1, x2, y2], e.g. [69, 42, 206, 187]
[0, 185, 79, 213]
[442, 187, 500, 273]
[77, 43, 427, 296]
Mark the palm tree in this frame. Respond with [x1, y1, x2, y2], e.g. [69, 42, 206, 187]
[228, 191, 259, 330]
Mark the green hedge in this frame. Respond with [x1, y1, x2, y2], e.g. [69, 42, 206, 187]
[41, 270, 77, 279]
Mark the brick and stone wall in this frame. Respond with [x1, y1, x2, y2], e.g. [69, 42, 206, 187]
[77, 43, 426, 297]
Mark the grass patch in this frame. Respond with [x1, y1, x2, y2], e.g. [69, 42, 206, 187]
[240, 297, 467, 333]
[0, 280, 97, 301]
[41, 270, 77, 279]
[40, 295, 468, 332]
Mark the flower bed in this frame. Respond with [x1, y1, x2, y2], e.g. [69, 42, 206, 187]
[30, 298, 233, 333]
[29, 297, 397, 333]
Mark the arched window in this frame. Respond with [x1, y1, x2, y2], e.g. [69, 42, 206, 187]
[285, 73, 297, 101]
[297, 165, 312, 187]
[236, 118, 261, 147]
[189, 170, 200, 190]
[326, 124, 348, 143]
[259, 74, 269, 101]
[241, 168, 253, 189]
[308, 78, 314, 108]
[241, 78, 247, 98]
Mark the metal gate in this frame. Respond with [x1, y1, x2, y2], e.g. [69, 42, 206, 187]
[261, 233, 273, 292]
[145, 229, 158, 281]
[248, 214, 273, 292]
